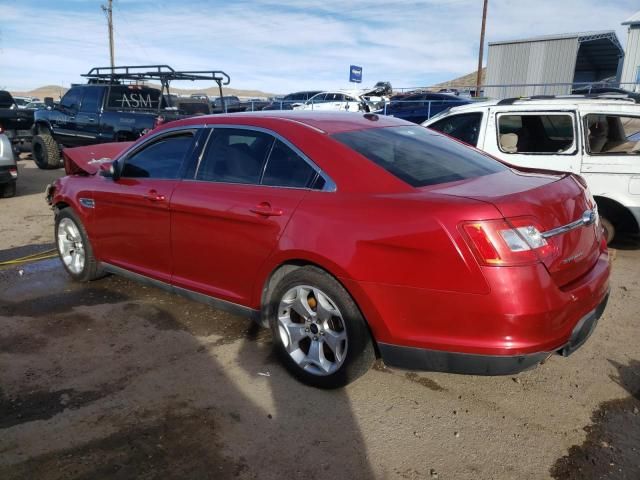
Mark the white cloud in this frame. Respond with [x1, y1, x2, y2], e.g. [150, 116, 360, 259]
[0, 0, 637, 93]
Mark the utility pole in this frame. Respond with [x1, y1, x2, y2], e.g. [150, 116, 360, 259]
[475, 0, 488, 97]
[102, 0, 115, 68]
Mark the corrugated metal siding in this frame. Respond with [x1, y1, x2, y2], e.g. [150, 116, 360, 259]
[621, 27, 640, 88]
[485, 38, 579, 98]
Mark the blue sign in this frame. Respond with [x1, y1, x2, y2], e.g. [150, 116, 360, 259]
[349, 65, 362, 83]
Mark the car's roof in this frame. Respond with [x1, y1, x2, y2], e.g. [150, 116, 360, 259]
[160, 111, 409, 134]
[432, 96, 640, 116]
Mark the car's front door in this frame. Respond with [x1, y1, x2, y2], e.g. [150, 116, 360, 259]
[52, 87, 83, 147]
[91, 128, 198, 282]
[170, 126, 320, 307]
[75, 87, 103, 145]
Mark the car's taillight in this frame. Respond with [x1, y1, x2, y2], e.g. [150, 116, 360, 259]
[0, 124, 4, 133]
[9, 167, 17, 178]
[460, 217, 556, 266]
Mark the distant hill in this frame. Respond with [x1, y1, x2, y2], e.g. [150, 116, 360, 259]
[434, 68, 486, 89]
[10, 84, 274, 101]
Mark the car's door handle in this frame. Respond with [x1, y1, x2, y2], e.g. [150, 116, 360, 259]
[250, 202, 283, 217]
[144, 190, 166, 202]
[88, 118, 96, 123]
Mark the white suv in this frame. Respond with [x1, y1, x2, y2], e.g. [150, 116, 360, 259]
[293, 91, 366, 112]
[423, 96, 640, 243]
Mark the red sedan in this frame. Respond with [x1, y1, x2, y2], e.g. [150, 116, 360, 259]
[47, 112, 610, 388]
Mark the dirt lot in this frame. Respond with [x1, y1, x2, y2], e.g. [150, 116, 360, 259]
[1, 156, 639, 480]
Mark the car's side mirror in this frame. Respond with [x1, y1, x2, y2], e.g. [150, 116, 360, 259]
[99, 160, 119, 180]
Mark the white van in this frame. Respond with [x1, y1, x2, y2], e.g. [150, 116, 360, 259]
[423, 96, 640, 243]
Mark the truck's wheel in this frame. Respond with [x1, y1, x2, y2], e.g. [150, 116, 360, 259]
[32, 134, 61, 169]
[1, 181, 17, 198]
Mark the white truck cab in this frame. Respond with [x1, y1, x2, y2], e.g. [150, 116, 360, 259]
[423, 96, 640, 243]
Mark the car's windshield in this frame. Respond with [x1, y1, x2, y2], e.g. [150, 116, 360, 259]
[332, 125, 506, 187]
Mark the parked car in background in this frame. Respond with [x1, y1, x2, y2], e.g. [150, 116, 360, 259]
[293, 91, 368, 112]
[424, 96, 640, 243]
[12, 96, 33, 109]
[25, 101, 47, 110]
[0, 132, 18, 198]
[211, 95, 246, 113]
[379, 92, 470, 124]
[262, 91, 323, 110]
[243, 98, 271, 111]
[0, 90, 35, 154]
[48, 111, 609, 388]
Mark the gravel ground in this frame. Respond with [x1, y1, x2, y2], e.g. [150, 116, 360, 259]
[1, 156, 638, 480]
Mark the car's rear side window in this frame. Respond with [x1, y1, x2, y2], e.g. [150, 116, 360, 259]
[332, 126, 505, 187]
[196, 128, 273, 184]
[262, 140, 316, 188]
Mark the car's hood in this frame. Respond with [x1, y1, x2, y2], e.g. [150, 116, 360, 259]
[62, 142, 134, 175]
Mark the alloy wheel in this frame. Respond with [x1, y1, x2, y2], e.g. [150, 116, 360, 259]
[277, 285, 348, 376]
[57, 217, 85, 274]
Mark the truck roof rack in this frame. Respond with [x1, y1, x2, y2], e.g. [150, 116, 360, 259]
[81, 65, 231, 111]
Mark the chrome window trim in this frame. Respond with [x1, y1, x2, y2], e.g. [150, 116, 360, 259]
[195, 124, 337, 192]
[541, 208, 598, 239]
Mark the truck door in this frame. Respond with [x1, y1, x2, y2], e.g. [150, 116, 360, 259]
[486, 111, 580, 173]
[75, 87, 104, 145]
[53, 87, 84, 147]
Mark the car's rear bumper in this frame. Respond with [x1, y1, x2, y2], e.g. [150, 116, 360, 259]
[378, 292, 609, 375]
[0, 165, 18, 184]
[343, 248, 610, 370]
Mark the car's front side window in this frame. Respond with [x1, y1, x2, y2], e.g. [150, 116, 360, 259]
[585, 114, 640, 155]
[121, 131, 195, 179]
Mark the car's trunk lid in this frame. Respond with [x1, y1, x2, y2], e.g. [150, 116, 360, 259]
[429, 169, 601, 286]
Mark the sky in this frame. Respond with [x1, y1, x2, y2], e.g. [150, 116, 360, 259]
[0, 0, 638, 94]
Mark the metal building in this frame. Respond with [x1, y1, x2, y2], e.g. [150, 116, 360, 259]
[620, 11, 640, 90]
[485, 31, 624, 98]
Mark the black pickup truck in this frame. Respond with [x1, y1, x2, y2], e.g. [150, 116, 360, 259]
[31, 65, 231, 169]
[0, 90, 35, 154]
[32, 84, 174, 169]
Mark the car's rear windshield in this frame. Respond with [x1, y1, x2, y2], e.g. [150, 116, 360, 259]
[332, 126, 506, 187]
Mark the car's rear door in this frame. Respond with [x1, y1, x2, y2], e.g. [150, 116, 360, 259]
[92, 128, 199, 282]
[170, 126, 321, 307]
[486, 111, 581, 173]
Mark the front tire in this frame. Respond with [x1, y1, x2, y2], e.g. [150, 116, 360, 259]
[32, 133, 61, 169]
[268, 266, 375, 388]
[55, 208, 104, 282]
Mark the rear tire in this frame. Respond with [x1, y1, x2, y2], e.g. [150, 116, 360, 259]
[1, 181, 17, 198]
[55, 208, 105, 282]
[267, 266, 375, 388]
[32, 133, 61, 169]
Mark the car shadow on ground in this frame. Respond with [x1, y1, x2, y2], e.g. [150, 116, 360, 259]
[550, 359, 640, 479]
[0, 259, 375, 479]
